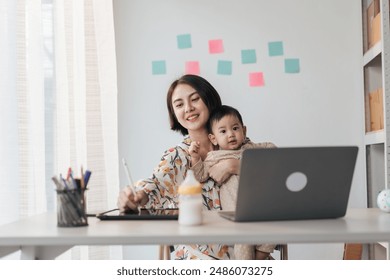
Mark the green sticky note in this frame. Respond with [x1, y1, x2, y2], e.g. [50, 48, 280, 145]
[241, 49, 256, 64]
[217, 60, 232, 75]
[284, 58, 300, 73]
[177, 34, 192, 49]
[268, 41, 284, 56]
[152, 60, 166, 75]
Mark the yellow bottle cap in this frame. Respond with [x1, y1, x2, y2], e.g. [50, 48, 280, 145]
[178, 170, 202, 195]
[178, 185, 202, 195]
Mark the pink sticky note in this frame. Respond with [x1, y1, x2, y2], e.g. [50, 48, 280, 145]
[185, 61, 200, 75]
[249, 72, 265, 87]
[209, 39, 224, 54]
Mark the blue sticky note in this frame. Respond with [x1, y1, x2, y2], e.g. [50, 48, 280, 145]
[284, 58, 300, 73]
[152, 60, 166, 75]
[268, 41, 284, 56]
[177, 34, 192, 49]
[217, 60, 232, 75]
[241, 49, 256, 64]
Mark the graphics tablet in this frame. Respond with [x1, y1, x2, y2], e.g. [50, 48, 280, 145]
[96, 208, 179, 220]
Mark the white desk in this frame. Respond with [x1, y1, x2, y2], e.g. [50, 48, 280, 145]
[0, 208, 389, 259]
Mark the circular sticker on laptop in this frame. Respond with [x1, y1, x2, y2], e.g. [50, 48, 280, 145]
[285, 171, 307, 192]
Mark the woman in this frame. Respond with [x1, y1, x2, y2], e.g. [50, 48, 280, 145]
[117, 74, 240, 259]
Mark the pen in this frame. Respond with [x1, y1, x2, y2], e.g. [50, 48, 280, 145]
[66, 167, 72, 180]
[52, 176, 63, 190]
[84, 170, 92, 187]
[69, 170, 77, 189]
[122, 158, 136, 194]
[60, 174, 69, 189]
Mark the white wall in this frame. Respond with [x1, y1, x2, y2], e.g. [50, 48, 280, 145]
[113, 0, 364, 260]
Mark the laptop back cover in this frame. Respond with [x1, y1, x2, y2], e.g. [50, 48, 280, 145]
[234, 146, 358, 222]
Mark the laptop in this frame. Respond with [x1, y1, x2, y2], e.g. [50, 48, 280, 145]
[218, 146, 358, 222]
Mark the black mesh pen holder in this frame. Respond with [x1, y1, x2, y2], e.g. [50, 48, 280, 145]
[56, 188, 88, 227]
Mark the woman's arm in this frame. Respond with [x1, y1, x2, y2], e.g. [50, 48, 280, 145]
[133, 145, 190, 209]
[208, 158, 240, 184]
[191, 158, 210, 183]
[209, 141, 276, 185]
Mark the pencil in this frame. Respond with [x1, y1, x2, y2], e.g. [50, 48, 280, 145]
[80, 165, 85, 189]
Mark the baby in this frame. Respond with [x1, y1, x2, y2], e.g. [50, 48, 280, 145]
[189, 105, 276, 260]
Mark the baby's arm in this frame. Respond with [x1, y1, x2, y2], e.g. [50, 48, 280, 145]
[189, 141, 208, 182]
[189, 141, 201, 167]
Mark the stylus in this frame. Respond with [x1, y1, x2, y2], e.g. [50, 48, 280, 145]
[122, 157, 136, 194]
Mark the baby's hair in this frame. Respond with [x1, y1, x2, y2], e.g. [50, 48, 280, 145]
[207, 105, 244, 133]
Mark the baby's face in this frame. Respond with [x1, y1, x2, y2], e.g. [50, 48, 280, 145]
[210, 115, 246, 150]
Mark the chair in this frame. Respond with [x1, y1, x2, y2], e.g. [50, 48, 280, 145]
[275, 244, 288, 260]
[342, 243, 362, 260]
[159, 245, 172, 260]
[159, 244, 288, 260]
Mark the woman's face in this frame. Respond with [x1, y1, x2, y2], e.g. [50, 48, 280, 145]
[171, 84, 210, 133]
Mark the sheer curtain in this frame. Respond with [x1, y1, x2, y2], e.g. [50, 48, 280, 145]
[0, 0, 120, 259]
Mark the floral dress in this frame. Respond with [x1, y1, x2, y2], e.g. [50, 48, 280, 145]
[134, 136, 233, 259]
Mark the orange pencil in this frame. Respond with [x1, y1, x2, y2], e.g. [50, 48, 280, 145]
[80, 165, 85, 189]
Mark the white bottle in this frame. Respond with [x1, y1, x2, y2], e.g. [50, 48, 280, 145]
[178, 170, 203, 226]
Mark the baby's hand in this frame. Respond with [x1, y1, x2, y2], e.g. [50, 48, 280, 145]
[189, 141, 201, 162]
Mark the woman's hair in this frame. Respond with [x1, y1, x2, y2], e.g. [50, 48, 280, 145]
[206, 105, 244, 134]
[167, 75, 222, 135]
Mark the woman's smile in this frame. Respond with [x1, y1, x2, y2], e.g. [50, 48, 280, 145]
[186, 114, 199, 121]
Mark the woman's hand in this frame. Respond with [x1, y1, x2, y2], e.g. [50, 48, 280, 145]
[208, 158, 240, 184]
[117, 186, 149, 213]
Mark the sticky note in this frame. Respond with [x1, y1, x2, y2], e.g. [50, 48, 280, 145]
[209, 39, 224, 54]
[268, 41, 284, 56]
[217, 60, 232, 75]
[249, 72, 265, 87]
[177, 34, 192, 49]
[284, 58, 300, 73]
[152, 60, 166, 75]
[241, 49, 256, 64]
[185, 61, 200, 75]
